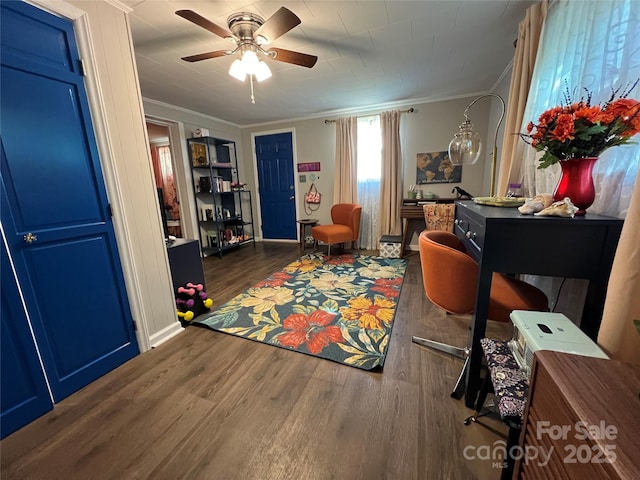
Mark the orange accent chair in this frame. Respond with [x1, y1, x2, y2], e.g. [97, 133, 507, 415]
[413, 230, 549, 398]
[311, 203, 362, 256]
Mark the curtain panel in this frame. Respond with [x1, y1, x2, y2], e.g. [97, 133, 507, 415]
[496, 0, 547, 196]
[333, 117, 358, 204]
[379, 110, 403, 236]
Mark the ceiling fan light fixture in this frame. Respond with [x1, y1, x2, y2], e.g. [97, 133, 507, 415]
[254, 60, 272, 82]
[229, 59, 247, 81]
[240, 49, 260, 73]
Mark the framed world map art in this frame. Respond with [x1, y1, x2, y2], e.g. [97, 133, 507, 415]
[416, 151, 462, 184]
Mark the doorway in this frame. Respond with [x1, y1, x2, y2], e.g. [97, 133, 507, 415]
[146, 122, 182, 238]
[254, 132, 297, 240]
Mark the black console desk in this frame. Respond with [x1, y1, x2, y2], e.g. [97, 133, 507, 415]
[453, 200, 623, 409]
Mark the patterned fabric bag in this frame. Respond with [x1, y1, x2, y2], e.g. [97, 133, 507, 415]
[305, 183, 321, 204]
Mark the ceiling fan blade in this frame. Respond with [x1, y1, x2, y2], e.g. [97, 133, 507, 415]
[181, 50, 228, 63]
[175, 10, 232, 39]
[254, 7, 301, 43]
[267, 48, 318, 68]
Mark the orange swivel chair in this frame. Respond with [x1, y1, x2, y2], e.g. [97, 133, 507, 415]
[413, 230, 549, 398]
[311, 203, 362, 256]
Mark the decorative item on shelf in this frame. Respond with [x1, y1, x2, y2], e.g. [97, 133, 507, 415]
[552, 157, 598, 215]
[452, 186, 474, 199]
[231, 181, 246, 191]
[521, 80, 640, 215]
[534, 197, 578, 218]
[518, 194, 553, 215]
[448, 93, 505, 197]
[507, 183, 522, 197]
[192, 128, 210, 138]
[191, 143, 208, 166]
[199, 176, 211, 193]
[473, 196, 526, 208]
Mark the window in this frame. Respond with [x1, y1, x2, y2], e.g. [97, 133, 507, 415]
[521, 0, 640, 217]
[357, 116, 382, 249]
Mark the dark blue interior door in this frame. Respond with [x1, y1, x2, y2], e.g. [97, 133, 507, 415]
[255, 133, 296, 240]
[0, 1, 138, 411]
[1, 242, 54, 439]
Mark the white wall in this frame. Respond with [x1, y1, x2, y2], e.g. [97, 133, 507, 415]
[51, 0, 182, 349]
[241, 118, 337, 230]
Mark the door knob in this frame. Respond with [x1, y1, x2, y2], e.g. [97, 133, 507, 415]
[289, 196, 295, 200]
[24, 232, 38, 243]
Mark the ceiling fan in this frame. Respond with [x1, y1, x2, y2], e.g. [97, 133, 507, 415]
[175, 7, 318, 73]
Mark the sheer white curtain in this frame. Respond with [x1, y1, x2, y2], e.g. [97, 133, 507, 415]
[518, 0, 640, 217]
[517, 0, 640, 321]
[357, 116, 382, 249]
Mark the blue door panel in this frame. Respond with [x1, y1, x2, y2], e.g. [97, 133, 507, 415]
[255, 133, 296, 240]
[1, 243, 53, 439]
[1, 0, 139, 423]
[0, 3, 74, 74]
[25, 236, 134, 382]
[1, 66, 104, 229]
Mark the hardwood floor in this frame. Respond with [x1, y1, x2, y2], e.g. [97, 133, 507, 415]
[1, 242, 511, 480]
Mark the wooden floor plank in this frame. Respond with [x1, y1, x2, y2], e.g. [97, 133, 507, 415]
[1, 243, 510, 479]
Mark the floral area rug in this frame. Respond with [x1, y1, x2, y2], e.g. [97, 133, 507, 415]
[193, 253, 408, 370]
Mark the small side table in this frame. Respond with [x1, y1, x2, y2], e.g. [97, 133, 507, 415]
[297, 218, 318, 250]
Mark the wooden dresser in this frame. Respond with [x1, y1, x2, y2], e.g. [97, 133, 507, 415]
[514, 350, 640, 479]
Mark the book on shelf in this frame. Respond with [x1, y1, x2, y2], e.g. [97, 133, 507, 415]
[210, 176, 224, 193]
[199, 207, 214, 222]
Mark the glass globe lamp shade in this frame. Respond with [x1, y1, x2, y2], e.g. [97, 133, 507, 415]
[229, 59, 247, 81]
[254, 60, 272, 82]
[241, 50, 259, 73]
[448, 120, 482, 165]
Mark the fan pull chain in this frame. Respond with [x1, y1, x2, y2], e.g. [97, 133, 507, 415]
[250, 75, 256, 104]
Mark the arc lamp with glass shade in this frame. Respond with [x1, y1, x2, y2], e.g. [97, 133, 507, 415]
[448, 94, 506, 197]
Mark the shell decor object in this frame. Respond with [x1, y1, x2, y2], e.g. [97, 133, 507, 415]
[534, 197, 578, 218]
[518, 194, 554, 215]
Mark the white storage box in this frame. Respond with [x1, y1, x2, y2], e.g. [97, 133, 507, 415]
[192, 128, 210, 137]
[379, 235, 402, 258]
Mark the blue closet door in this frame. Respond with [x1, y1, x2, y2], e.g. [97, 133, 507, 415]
[1, 242, 54, 439]
[0, 1, 139, 437]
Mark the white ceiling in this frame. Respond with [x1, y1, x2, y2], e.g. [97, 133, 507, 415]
[125, 0, 534, 126]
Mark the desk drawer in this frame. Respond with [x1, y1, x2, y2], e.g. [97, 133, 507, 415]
[454, 208, 485, 261]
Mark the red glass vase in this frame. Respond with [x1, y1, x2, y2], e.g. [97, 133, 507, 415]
[552, 157, 598, 216]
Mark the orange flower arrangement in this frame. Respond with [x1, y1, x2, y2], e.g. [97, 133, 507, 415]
[521, 81, 640, 169]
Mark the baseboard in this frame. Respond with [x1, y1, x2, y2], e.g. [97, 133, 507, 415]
[149, 321, 184, 348]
